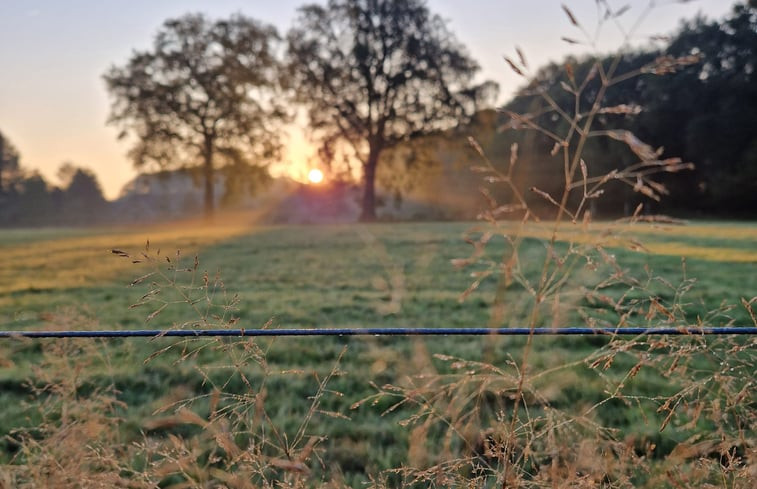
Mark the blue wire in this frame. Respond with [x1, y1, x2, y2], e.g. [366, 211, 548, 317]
[1, 327, 756, 338]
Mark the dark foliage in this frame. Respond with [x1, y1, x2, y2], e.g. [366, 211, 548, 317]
[0, 157, 109, 227]
[0, 130, 21, 195]
[287, 0, 497, 220]
[493, 2, 757, 217]
[104, 13, 288, 217]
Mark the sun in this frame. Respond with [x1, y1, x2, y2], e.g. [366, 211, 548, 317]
[307, 168, 324, 184]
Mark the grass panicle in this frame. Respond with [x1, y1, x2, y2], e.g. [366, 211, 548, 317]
[0, 2, 755, 488]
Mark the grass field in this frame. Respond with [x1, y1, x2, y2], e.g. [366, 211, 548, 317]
[0, 219, 755, 486]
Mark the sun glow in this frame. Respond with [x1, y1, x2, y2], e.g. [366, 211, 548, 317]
[307, 168, 324, 184]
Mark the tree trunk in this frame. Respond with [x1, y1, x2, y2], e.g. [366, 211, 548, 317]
[360, 148, 380, 222]
[203, 137, 214, 219]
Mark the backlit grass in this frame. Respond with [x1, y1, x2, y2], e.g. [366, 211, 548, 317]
[0, 220, 755, 485]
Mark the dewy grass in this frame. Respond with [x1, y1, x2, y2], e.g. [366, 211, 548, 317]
[0, 219, 252, 296]
[0, 222, 755, 486]
[1, 3, 757, 488]
[361, 2, 756, 488]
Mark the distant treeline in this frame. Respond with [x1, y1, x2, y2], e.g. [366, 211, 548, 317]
[1, 3, 755, 226]
[0, 154, 262, 227]
[0, 150, 110, 226]
[453, 3, 757, 218]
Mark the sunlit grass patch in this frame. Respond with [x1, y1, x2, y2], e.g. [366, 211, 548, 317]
[0, 220, 755, 486]
[482, 221, 757, 263]
[641, 241, 757, 262]
[0, 218, 254, 296]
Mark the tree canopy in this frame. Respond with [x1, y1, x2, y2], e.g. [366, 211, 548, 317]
[104, 13, 288, 216]
[0, 133, 120, 227]
[637, 2, 757, 214]
[482, 1, 757, 218]
[0, 130, 21, 194]
[287, 0, 497, 220]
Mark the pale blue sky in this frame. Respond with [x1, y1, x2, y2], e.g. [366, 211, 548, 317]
[0, 1, 739, 198]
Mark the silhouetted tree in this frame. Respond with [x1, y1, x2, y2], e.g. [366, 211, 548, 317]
[496, 2, 757, 217]
[56, 161, 78, 189]
[636, 2, 757, 214]
[0, 130, 21, 194]
[15, 173, 55, 225]
[501, 52, 666, 217]
[57, 163, 107, 222]
[287, 0, 496, 220]
[104, 13, 288, 217]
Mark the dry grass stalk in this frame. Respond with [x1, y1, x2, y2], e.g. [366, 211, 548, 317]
[361, 3, 756, 488]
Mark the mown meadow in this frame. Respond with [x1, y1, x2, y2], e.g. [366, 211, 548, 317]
[0, 219, 755, 486]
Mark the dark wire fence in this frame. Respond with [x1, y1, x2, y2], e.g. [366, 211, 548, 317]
[1, 327, 756, 339]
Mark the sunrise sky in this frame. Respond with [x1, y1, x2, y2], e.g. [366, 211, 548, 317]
[0, 0, 739, 199]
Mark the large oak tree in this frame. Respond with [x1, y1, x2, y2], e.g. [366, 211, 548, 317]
[104, 14, 288, 216]
[287, 0, 496, 221]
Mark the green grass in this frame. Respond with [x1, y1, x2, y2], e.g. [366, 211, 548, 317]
[0, 220, 755, 484]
